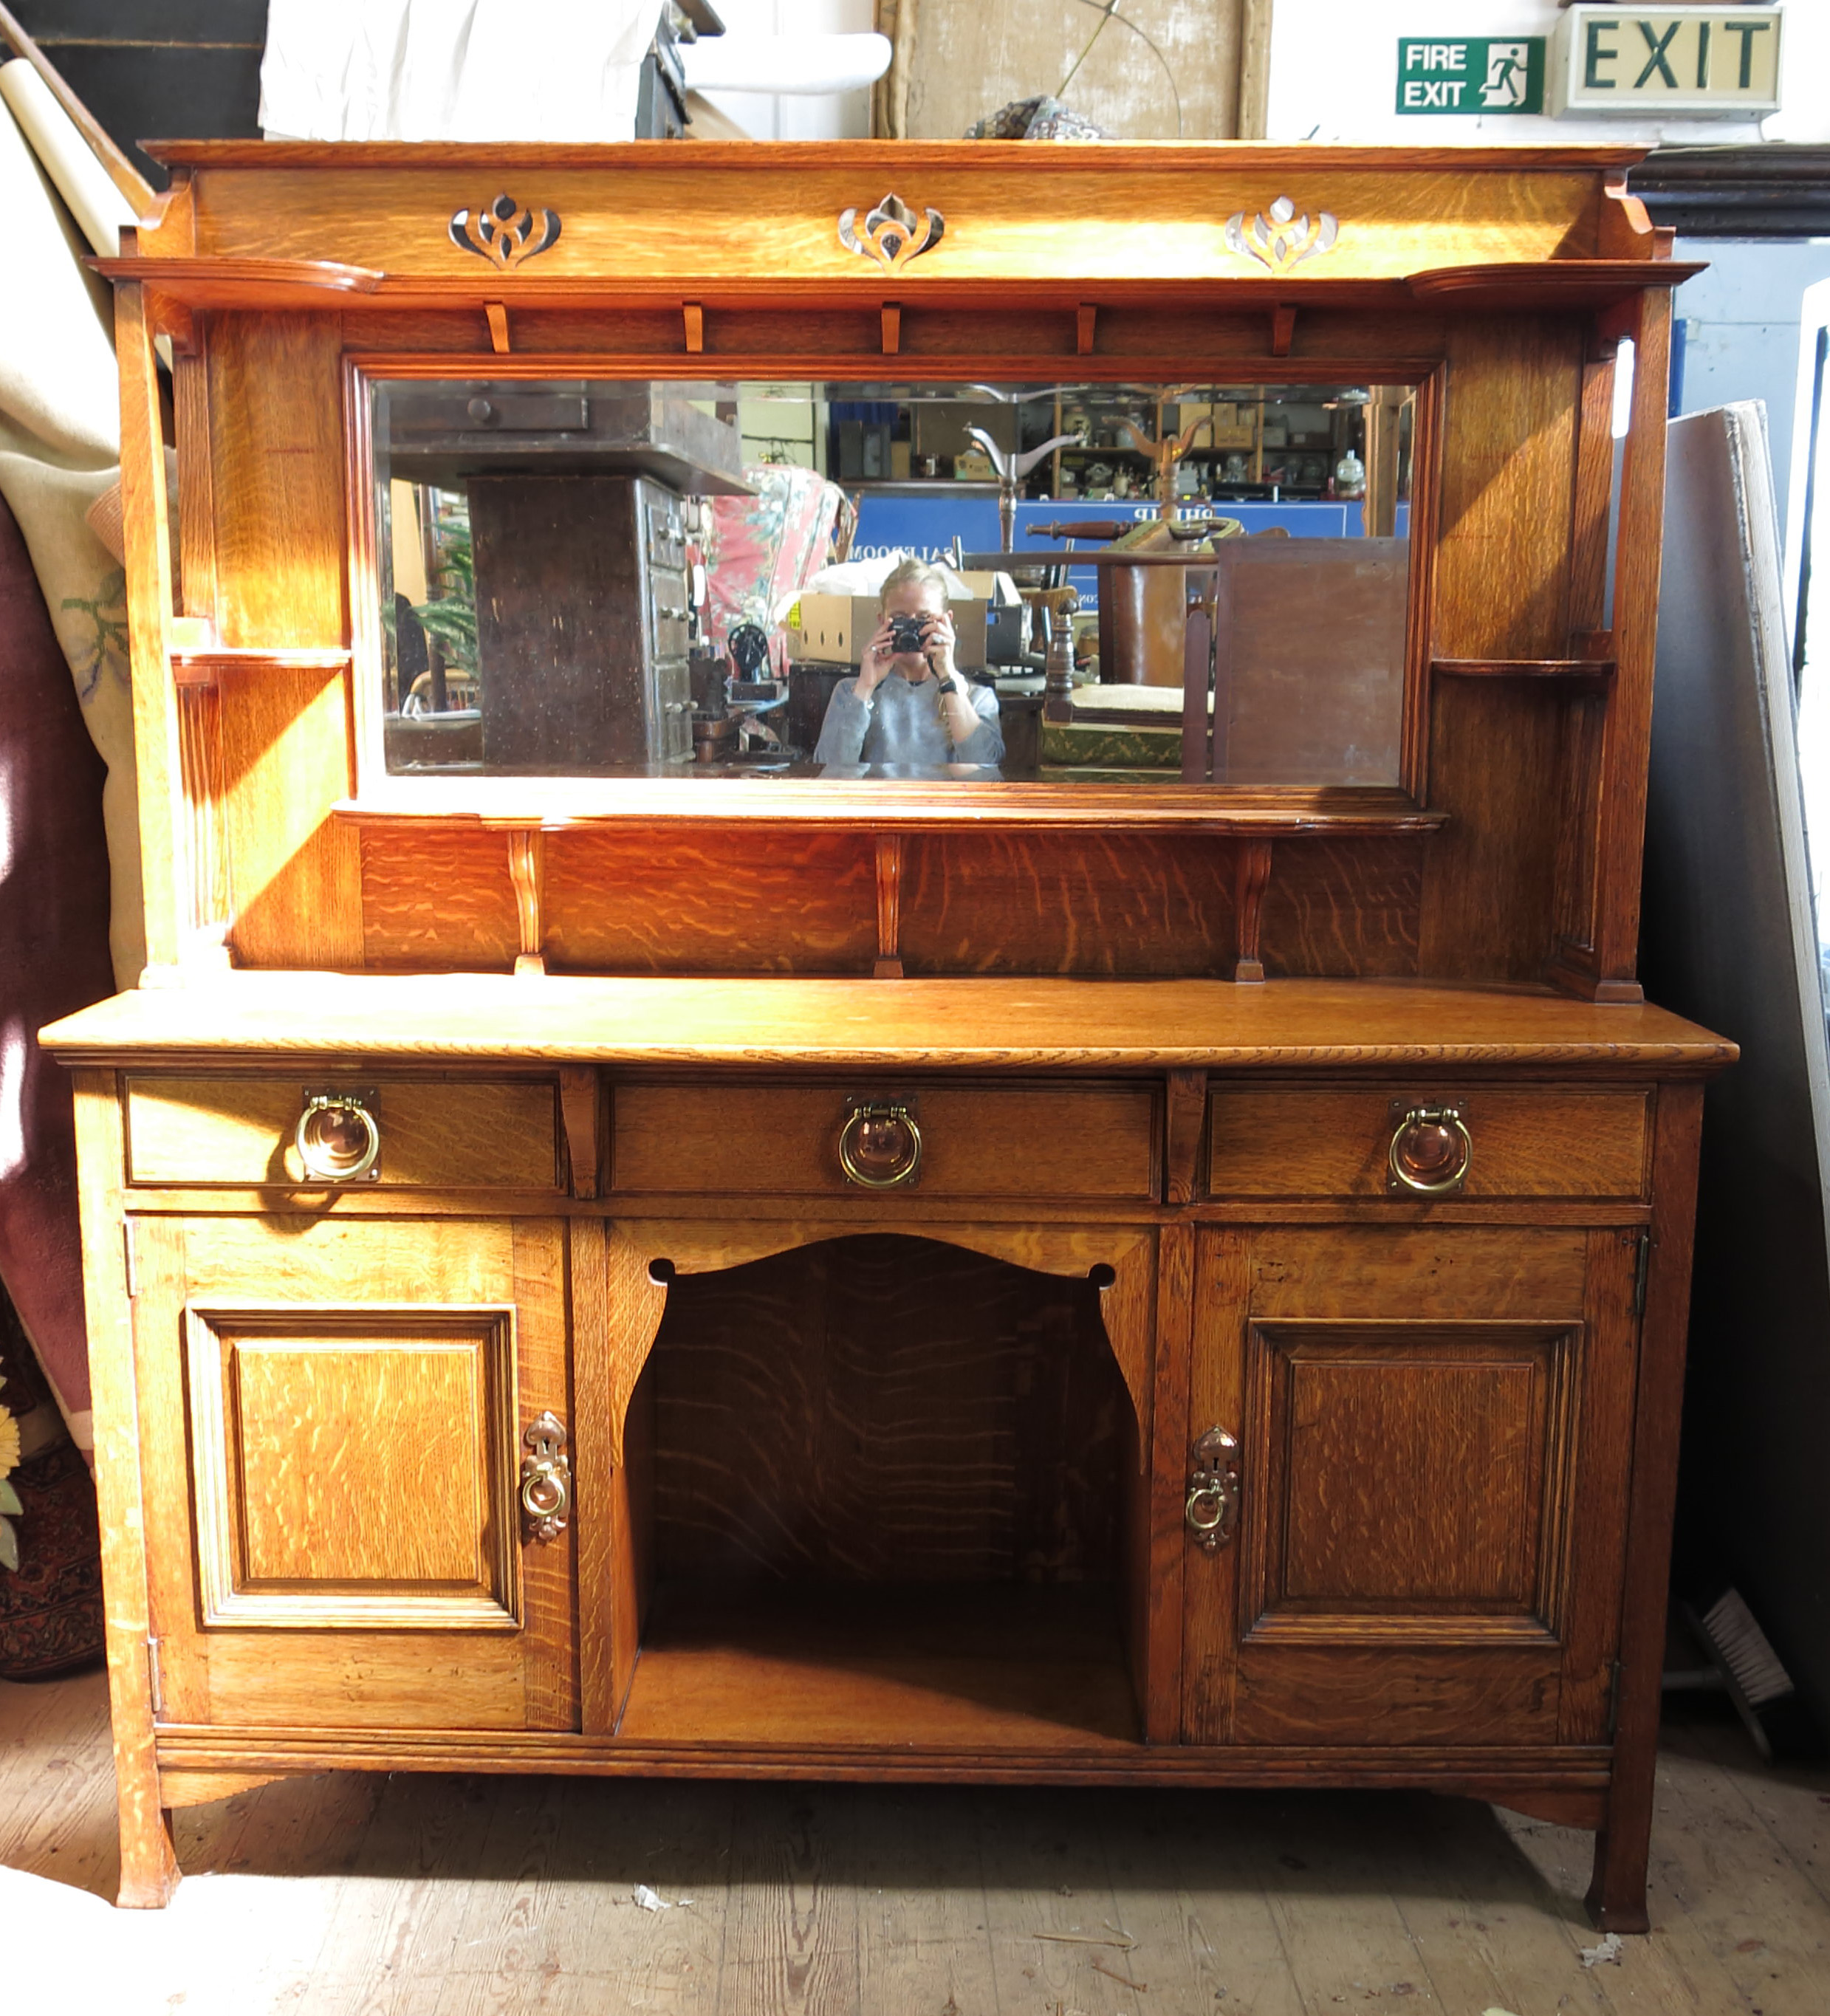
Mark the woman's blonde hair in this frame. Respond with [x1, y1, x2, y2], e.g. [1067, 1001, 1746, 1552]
[877, 554, 950, 608]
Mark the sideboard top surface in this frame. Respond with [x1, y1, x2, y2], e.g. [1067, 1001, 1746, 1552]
[40, 975, 1735, 1074]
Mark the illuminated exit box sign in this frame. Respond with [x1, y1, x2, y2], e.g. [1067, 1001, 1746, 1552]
[1396, 38, 1546, 114]
[1550, 7, 1782, 117]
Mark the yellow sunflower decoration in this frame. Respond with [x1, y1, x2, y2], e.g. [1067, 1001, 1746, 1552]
[0, 1406, 21, 1572]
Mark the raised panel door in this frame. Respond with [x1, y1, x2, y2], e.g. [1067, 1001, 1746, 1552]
[1182, 1224, 1641, 1749]
[131, 1213, 578, 1732]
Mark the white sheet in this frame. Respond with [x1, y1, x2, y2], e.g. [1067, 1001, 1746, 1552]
[259, 0, 665, 143]
[678, 32, 888, 95]
[0, 91, 118, 464]
[0, 61, 140, 256]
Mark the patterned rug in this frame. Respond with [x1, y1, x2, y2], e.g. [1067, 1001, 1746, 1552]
[0, 1289, 103, 1680]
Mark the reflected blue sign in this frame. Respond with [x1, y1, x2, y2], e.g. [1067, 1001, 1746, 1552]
[848, 493, 1399, 611]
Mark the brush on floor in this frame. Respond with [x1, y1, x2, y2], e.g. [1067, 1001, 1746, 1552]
[1673, 1589, 1814, 1761]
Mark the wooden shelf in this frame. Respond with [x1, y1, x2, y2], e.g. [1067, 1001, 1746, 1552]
[1407, 261, 1704, 310]
[90, 262, 1697, 321]
[617, 1582, 1139, 1752]
[171, 646, 352, 690]
[334, 779, 1446, 836]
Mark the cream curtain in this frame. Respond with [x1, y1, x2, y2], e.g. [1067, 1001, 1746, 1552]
[259, 0, 665, 141]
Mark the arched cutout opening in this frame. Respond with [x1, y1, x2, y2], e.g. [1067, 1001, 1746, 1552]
[614, 1233, 1145, 1750]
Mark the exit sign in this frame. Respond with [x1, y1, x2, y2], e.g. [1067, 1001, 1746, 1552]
[1396, 38, 1546, 115]
[1551, 7, 1782, 117]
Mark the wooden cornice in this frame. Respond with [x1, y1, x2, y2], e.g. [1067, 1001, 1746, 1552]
[141, 139, 1653, 174]
[92, 258, 1696, 319]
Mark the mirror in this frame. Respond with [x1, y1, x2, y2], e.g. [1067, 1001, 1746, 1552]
[368, 376, 1417, 786]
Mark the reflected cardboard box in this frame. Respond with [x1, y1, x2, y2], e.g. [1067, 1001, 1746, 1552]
[787, 589, 990, 669]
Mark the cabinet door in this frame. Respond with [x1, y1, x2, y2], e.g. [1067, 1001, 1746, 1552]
[131, 1214, 577, 1732]
[1182, 1224, 1639, 1749]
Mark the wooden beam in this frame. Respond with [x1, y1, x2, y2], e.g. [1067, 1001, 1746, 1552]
[116, 267, 187, 976]
[1164, 1069, 1207, 1204]
[881, 302, 901, 355]
[1237, 0, 1275, 141]
[486, 302, 511, 354]
[0, 1, 157, 214]
[1585, 285, 1671, 999]
[682, 301, 704, 353]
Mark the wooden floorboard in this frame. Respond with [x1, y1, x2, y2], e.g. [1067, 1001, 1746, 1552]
[4, 1669, 1827, 2014]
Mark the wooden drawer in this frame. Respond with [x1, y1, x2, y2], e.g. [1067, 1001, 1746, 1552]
[1207, 1088, 1651, 1200]
[612, 1081, 1158, 1200]
[124, 1076, 563, 1189]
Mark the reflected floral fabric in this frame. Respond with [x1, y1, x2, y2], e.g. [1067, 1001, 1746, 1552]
[703, 465, 853, 678]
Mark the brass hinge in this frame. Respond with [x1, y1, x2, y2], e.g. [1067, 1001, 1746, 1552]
[1632, 1230, 1651, 1317]
[1606, 1656, 1622, 1741]
[123, 1219, 139, 1300]
[146, 1636, 165, 1718]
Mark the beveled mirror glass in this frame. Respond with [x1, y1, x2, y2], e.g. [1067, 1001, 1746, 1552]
[367, 376, 1417, 787]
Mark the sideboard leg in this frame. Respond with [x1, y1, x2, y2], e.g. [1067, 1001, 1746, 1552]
[1586, 1083, 1705, 1936]
[1585, 1801, 1651, 1933]
[116, 1790, 179, 1908]
[109, 1628, 178, 1904]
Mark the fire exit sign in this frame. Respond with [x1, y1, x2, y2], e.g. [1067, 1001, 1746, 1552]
[1551, 7, 1782, 117]
[1396, 38, 1546, 115]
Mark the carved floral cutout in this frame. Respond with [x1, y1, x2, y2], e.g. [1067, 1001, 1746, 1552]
[449, 193, 563, 270]
[1224, 196, 1338, 274]
[837, 193, 945, 270]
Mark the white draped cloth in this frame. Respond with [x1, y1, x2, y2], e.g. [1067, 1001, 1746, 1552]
[259, 0, 665, 143]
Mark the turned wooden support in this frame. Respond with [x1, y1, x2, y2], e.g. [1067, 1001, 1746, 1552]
[506, 828, 544, 976]
[1041, 589, 1080, 722]
[874, 834, 904, 978]
[1233, 838, 1272, 983]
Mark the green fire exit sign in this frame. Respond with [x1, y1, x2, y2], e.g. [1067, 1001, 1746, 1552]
[1396, 37, 1546, 114]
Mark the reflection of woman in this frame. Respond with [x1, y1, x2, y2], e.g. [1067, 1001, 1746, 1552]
[812, 557, 1004, 767]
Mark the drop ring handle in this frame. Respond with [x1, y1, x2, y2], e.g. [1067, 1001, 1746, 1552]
[295, 1091, 380, 1183]
[838, 1100, 922, 1189]
[1387, 1105, 1473, 1196]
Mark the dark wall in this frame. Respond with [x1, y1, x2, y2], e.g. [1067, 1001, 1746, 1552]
[7, 1, 265, 189]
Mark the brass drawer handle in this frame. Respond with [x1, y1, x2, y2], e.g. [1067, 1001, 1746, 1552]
[1185, 1426, 1240, 1552]
[520, 1411, 571, 1543]
[295, 1089, 380, 1182]
[838, 1099, 922, 1189]
[1387, 1103, 1472, 1195]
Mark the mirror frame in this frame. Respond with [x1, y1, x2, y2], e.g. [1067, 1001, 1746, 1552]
[343, 349, 1445, 832]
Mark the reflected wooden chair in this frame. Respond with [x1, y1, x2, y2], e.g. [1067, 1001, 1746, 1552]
[1181, 538, 1411, 784]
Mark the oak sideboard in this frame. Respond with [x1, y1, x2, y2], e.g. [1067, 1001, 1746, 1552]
[41, 140, 1733, 1925]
